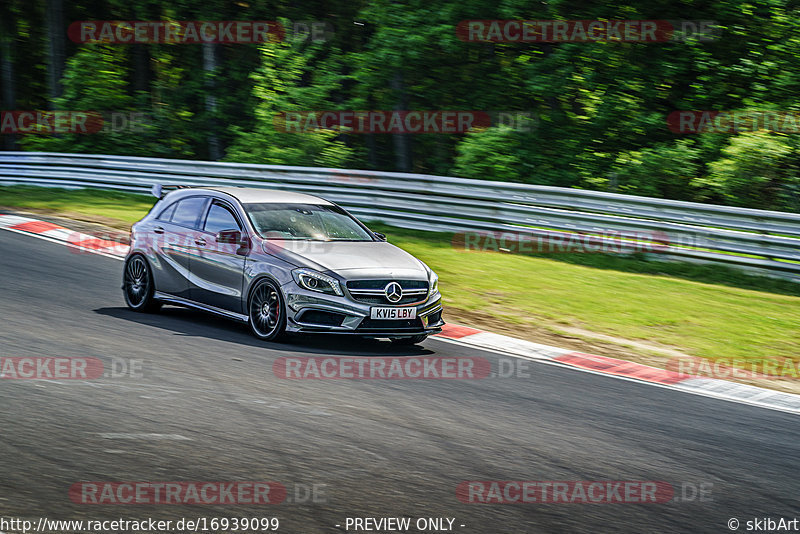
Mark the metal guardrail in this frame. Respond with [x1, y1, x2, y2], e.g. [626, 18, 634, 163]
[1, 151, 799, 279]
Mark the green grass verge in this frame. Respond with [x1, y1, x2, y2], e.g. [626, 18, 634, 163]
[2, 185, 798, 364]
[0, 185, 156, 224]
[371, 223, 800, 363]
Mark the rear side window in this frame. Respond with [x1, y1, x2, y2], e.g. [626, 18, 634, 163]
[204, 203, 241, 234]
[171, 197, 208, 228]
[157, 202, 177, 221]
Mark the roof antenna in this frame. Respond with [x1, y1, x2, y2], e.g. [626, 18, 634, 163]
[151, 184, 163, 199]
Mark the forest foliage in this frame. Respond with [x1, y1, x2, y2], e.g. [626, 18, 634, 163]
[2, 0, 799, 212]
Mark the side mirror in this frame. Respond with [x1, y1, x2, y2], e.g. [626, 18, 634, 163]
[374, 232, 387, 241]
[216, 229, 242, 244]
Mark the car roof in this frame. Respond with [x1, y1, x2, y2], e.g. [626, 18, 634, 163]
[181, 186, 333, 205]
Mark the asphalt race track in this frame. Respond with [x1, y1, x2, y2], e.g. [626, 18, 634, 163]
[1, 229, 799, 533]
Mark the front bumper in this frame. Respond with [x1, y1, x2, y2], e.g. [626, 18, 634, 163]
[282, 284, 444, 337]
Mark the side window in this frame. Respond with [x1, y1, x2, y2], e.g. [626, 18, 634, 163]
[171, 197, 208, 228]
[204, 203, 242, 235]
[156, 202, 177, 221]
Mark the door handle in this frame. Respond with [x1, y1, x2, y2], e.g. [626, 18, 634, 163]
[195, 238, 206, 246]
[153, 226, 165, 234]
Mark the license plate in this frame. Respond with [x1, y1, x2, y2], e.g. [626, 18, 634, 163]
[370, 307, 417, 320]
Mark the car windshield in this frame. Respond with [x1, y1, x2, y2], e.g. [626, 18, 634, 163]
[243, 203, 374, 241]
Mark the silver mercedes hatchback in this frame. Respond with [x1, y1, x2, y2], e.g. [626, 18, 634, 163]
[122, 186, 444, 344]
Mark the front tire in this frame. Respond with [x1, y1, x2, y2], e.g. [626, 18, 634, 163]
[391, 334, 428, 346]
[248, 278, 287, 341]
[123, 255, 161, 312]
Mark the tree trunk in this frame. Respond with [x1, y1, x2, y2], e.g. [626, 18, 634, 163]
[366, 133, 377, 168]
[0, 2, 17, 149]
[133, 44, 150, 94]
[390, 71, 411, 172]
[45, 0, 65, 108]
[203, 42, 222, 160]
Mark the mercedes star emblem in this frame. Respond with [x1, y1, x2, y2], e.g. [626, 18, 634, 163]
[384, 281, 403, 303]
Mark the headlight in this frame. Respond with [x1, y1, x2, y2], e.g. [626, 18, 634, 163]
[292, 268, 343, 296]
[429, 270, 439, 296]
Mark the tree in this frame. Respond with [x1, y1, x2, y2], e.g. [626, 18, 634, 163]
[226, 35, 353, 168]
[700, 132, 797, 210]
[610, 140, 702, 200]
[19, 45, 140, 154]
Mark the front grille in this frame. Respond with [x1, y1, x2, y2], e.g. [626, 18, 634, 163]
[347, 280, 428, 290]
[347, 279, 429, 305]
[357, 318, 424, 332]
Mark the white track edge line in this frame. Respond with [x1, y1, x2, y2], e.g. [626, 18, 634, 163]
[432, 336, 800, 417]
[1, 227, 126, 261]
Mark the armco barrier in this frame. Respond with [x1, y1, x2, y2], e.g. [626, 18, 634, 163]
[0, 151, 798, 279]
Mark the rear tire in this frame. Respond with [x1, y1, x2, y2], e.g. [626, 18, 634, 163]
[391, 334, 428, 346]
[248, 278, 287, 341]
[123, 255, 161, 313]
